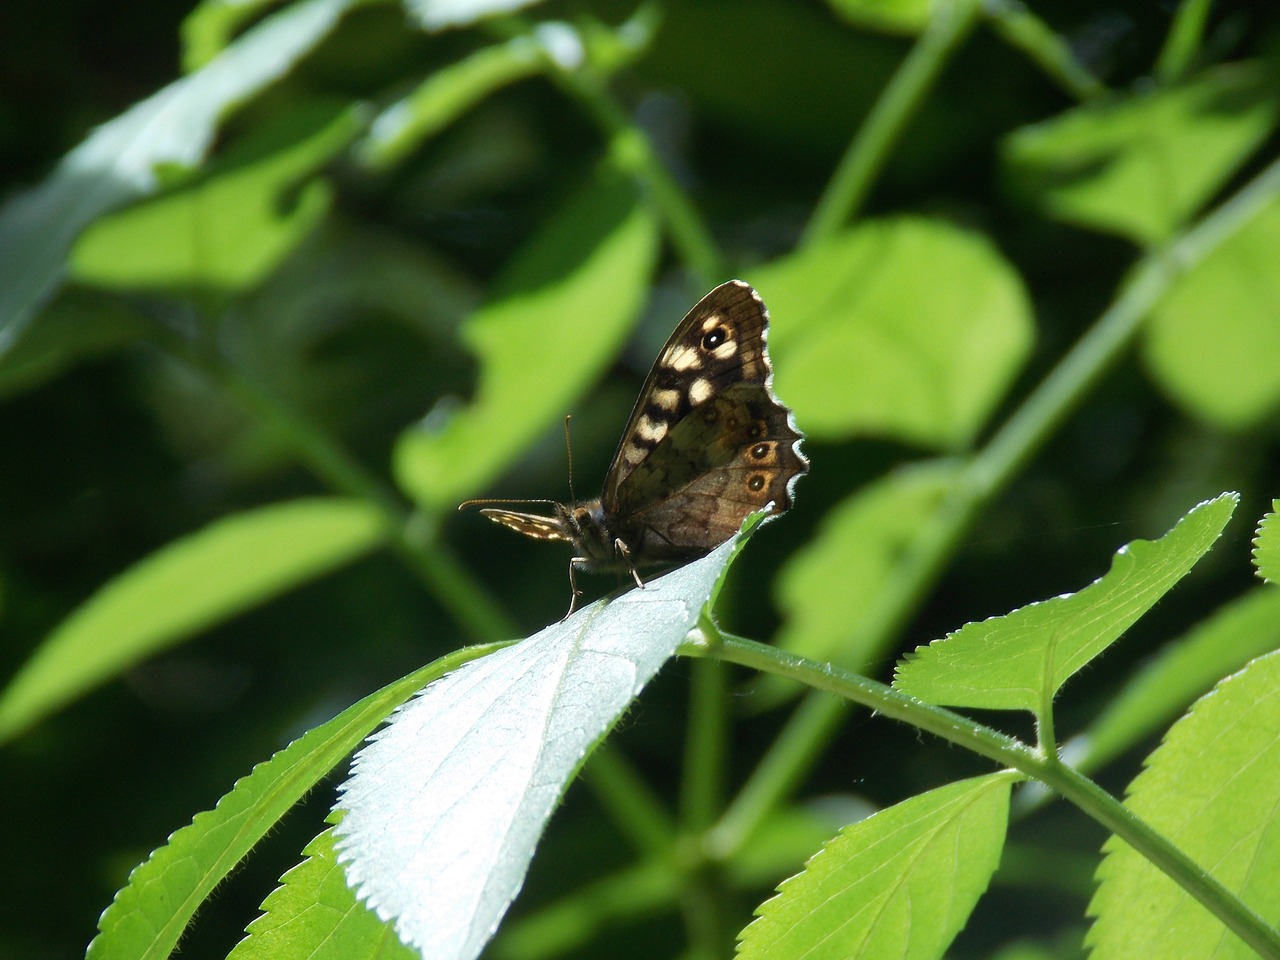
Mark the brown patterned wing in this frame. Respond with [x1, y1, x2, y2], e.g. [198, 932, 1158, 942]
[611, 380, 807, 562]
[602, 280, 771, 506]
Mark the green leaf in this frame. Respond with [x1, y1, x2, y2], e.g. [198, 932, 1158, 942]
[1002, 62, 1280, 246]
[228, 824, 418, 960]
[1143, 195, 1280, 429]
[766, 462, 959, 699]
[737, 773, 1014, 960]
[755, 217, 1033, 449]
[334, 526, 752, 960]
[0, 498, 386, 742]
[1069, 587, 1280, 774]
[87, 644, 506, 960]
[823, 0, 933, 36]
[393, 163, 659, 509]
[1255, 501, 1280, 584]
[180, 0, 294, 71]
[1086, 650, 1280, 959]
[69, 101, 358, 293]
[357, 38, 545, 170]
[893, 493, 1238, 713]
[0, 0, 357, 357]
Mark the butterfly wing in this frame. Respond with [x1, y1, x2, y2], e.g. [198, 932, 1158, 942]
[602, 280, 772, 506]
[611, 381, 806, 559]
[605, 279, 807, 560]
[479, 508, 573, 543]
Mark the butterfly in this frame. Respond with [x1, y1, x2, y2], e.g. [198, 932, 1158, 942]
[460, 280, 807, 616]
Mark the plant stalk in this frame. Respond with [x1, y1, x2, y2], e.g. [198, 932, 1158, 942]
[801, 0, 979, 247]
[695, 634, 1280, 960]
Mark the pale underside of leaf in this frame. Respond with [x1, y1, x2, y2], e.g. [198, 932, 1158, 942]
[333, 533, 744, 960]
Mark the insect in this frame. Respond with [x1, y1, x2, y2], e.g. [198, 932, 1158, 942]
[460, 280, 807, 617]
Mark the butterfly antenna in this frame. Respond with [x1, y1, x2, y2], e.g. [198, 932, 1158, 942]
[457, 498, 563, 511]
[563, 415, 578, 504]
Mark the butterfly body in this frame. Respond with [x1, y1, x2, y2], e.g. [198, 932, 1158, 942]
[467, 280, 806, 613]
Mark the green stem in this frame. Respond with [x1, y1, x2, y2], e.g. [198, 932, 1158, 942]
[982, 0, 1108, 102]
[715, 150, 1280, 854]
[556, 70, 726, 289]
[1155, 0, 1213, 82]
[693, 634, 1280, 960]
[675, 631, 731, 959]
[681, 657, 728, 831]
[482, 17, 724, 286]
[1036, 654, 1058, 758]
[801, 0, 979, 247]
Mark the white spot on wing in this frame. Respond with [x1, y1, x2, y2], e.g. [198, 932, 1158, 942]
[712, 339, 737, 360]
[653, 388, 680, 411]
[635, 417, 667, 443]
[689, 378, 712, 406]
[665, 345, 702, 372]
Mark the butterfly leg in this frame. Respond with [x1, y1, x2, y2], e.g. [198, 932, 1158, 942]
[614, 539, 645, 590]
[562, 557, 587, 621]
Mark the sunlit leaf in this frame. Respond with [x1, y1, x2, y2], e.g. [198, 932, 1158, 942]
[1086, 650, 1280, 959]
[0, 499, 386, 741]
[737, 773, 1014, 960]
[0, 0, 357, 357]
[357, 39, 545, 170]
[824, 0, 933, 36]
[1002, 62, 1279, 245]
[393, 164, 659, 509]
[228, 824, 418, 960]
[334, 526, 752, 960]
[1067, 587, 1280, 774]
[893, 494, 1237, 713]
[359, 16, 653, 171]
[180, 0, 294, 70]
[71, 101, 358, 292]
[87, 646, 506, 960]
[1255, 501, 1280, 584]
[1143, 196, 1280, 429]
[756, 217, 1033, 449]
